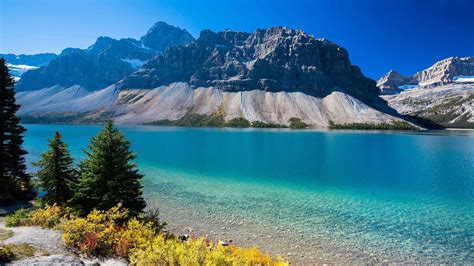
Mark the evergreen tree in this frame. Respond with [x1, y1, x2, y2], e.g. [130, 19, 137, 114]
[34, 132, 76, 205]
[0, 58, 33, 204]
[71, 120, 145, 216]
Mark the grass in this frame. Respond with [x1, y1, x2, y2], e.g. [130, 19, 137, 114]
[329, 120, 418, 130]
[0, 229, 13, 241]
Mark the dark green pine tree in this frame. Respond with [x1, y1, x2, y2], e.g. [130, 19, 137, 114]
[0, 58, 33, 204]
[71, 120, 145, 216]
[33, 132, 76, 205]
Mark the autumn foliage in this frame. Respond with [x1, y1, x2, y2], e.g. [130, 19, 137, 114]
[8, 205, 287, 265]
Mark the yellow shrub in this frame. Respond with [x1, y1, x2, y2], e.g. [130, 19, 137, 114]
[29, 204, 70, 228]
[60, 204, 130, 256]
[15, 203, 287, 265]
[129, 235, 288, 265]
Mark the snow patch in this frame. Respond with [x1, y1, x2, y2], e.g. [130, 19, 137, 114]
[7, 64, 39, 77]
[398, 84, 419, 90]
[453, 75, 474, 83]
[121, 58, 146, 69]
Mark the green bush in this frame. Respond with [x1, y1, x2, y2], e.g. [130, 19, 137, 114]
[251, 121, 287, 128]
[329, 120, 417, 130]
[289, 117, 309, 129]
[151, 111, 226, 127]
[225, 117, 251, 128]
[5, 208, 32, 227]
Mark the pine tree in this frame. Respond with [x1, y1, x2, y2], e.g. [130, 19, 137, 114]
[34, 132, 76, 205]
[0, 58, 33, 204]
[71, 120, 145, 216]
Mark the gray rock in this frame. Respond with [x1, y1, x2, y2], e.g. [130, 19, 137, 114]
[9, 255, 85, 266]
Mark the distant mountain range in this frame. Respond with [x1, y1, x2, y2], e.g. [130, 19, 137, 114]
[2, 21, 472, 128]
[0, 53, 58, 81]
[14, 22, 194, 91]
[378, 57, 474, 128]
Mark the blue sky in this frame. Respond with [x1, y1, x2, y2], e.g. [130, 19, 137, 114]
[1, 0, 473, 79]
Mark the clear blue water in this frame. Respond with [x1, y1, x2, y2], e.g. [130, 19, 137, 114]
[23, 125, 474, 263]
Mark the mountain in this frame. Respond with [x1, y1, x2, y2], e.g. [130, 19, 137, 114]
[15, 26, 411, 128]
[118, 27, 386, 110]
[380, 57, 474, 128]
[15, 22, 195, 91]
[0, 53, 58, 80]
[140, 21, 195, 52]
[377, 70, 418, 95]
[378, 57, 474, 94]
[17, 83, 404, 128]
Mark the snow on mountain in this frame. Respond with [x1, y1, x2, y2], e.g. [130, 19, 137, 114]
[398, 84, 419, 90]
[6, 64, 39, 80]
[378, 57, 474, 95]
[453, 75, 474, 83]
[120, 58, 146, 69]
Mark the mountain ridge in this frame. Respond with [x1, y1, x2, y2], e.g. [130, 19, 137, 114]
[11, 22, 418, 128]
[14, 22, 195, 91]
[118, 26, 386, 111]
[379, 56, 474, 128]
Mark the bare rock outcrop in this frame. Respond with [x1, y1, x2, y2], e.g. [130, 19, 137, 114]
[118, 27, 387, 110]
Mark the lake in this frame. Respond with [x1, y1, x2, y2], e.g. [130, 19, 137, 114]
[23, 125, 474, 263]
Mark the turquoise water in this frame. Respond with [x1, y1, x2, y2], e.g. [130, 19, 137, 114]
[23, 125, 474, 263]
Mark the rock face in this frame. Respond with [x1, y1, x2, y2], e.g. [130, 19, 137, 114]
[140, 21, 195, 52]
[415, 57, 474, 88]
[377, 57, 474, 95]
[15, 22, 195, 91]
[119, 27, 386, 110]
[377, 70, 418, 95]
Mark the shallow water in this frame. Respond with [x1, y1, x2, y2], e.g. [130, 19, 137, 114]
[23, 125, 474, 263]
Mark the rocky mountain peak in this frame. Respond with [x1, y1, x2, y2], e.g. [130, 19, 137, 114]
[140, 21, 195, 52]
[196, 29, 229, 46]
[119, 26, 386, 110]
[16, 22, 196, 91]
[378, 56, 474, 95]
[377, 70, 417, 95]
[415, 56, 474, 87]
[86, 36, 114, 54]
[218, 30, 251, 46]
